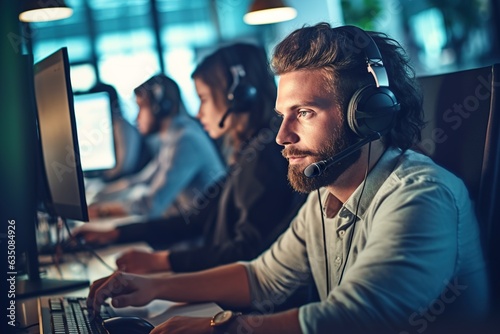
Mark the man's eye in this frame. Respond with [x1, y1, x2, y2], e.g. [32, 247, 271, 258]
[298, 110, 312, 118]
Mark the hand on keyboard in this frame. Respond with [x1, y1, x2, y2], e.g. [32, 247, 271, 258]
[87, 271, 157, 316]
[45, 297, 115, 334]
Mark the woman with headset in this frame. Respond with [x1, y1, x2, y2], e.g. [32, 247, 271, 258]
[78, 43, 305, 274]
[86, 74, 225, 220]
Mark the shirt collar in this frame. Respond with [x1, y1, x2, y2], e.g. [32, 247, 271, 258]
[323, 147, 404, 220]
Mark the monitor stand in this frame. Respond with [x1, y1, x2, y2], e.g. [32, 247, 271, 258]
[16, 216, 89, 299]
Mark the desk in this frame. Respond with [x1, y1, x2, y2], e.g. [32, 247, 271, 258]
[16, 242, 222, 333]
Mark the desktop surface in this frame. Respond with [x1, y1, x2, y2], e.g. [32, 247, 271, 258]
[16, 242, 222, 333]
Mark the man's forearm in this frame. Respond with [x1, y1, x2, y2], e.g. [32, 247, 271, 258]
[225, 309, 302, 334]
[155, 263, 252, 309]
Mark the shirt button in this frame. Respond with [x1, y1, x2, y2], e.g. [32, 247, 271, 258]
[335, 256, 342, 263]
[339, 230, 346, 238]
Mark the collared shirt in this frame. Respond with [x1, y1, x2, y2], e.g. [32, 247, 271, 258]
[243, 147, 490, 333]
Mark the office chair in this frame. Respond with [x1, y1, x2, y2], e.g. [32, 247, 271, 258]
[416, 64, 500, 313]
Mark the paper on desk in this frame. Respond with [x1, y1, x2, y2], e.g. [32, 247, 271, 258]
[110, 300, 222, 326]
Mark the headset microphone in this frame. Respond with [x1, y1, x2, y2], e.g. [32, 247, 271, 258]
[218, 108, 232, 128]
[303, 132, 381, 178]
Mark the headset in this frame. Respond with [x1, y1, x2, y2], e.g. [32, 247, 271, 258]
[303, 25, 400, 178]
[137, 75, 174, 120]
[218, 46, 258, 128]
[346, 25, 400, 139]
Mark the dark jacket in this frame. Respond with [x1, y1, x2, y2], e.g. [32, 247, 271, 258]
[117, 126, 306, 272]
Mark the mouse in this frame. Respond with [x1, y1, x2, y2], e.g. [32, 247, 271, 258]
[102, 316, 155, 334]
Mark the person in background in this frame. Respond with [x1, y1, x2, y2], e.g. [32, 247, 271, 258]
[81, 82, 153, 182]
[88, 24, 490, 334]
[78, 43, 306, 275]
[87, 74, 225, 220]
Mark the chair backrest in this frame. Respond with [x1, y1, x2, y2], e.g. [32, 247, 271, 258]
[416, 64, 500, 310]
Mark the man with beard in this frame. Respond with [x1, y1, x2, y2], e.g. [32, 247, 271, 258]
[87, 23, 490, 334]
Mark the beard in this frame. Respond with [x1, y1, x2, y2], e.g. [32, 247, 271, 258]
[282, 123, 361, 193]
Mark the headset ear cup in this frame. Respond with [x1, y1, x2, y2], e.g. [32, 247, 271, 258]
[347, 85, 399, 138]
[158, 99, 172, 117]
[228, 83, 257, 112]
[150, 93, 172, 119]
[347, 86, 368, 138]
[150, 98, 172, 118]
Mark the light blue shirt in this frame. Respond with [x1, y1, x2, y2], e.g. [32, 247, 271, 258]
[244, 147, 489, 333]
[95, 115, 225, 219]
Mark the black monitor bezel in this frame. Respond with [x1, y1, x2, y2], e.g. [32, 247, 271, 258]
[33, 47, 89, 222]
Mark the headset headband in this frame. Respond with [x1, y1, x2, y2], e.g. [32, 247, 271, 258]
[341, 25, 389, 88]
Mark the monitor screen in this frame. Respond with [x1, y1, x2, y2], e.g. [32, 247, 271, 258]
[73, 91, 117, 172]
[33, 47, 88, 222]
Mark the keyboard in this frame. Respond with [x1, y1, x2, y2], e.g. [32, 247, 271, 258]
[38, 296, 116, 334]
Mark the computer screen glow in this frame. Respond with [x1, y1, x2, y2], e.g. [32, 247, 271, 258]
[73, 91, 116, 172]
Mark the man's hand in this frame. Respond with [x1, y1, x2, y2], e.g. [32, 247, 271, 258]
[116, 249, 171, 274]
[87, 271, 156, 315]
[150, 316, 212, 334]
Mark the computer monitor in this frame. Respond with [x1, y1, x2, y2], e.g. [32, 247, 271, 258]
[17, 47, 90, 298]
[73, 91, 117, 173]
[34, 48, 89, 221]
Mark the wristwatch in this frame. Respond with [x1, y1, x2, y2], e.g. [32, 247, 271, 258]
[210, 310, 242, 329]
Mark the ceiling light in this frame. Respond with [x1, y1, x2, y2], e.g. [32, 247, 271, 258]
[244, 0, 297, 25]
[19, 0, 73, 22]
